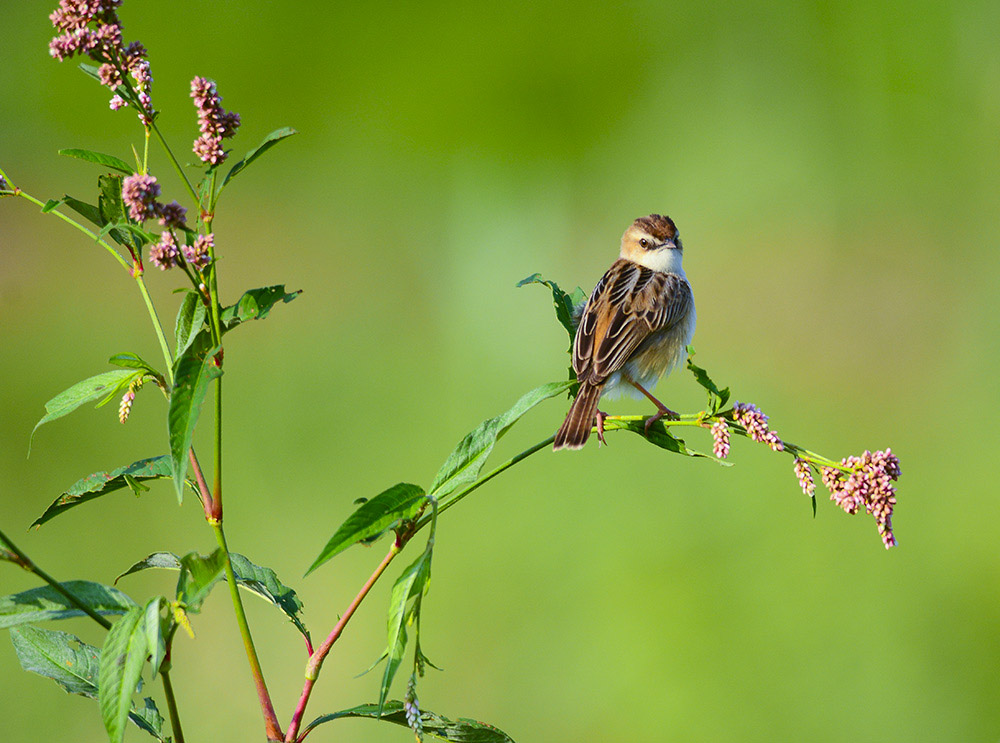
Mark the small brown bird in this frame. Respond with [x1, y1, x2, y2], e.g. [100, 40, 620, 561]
[553, 214, 696, 450]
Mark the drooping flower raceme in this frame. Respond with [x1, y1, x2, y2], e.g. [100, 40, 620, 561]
[822, 449, 900, 549]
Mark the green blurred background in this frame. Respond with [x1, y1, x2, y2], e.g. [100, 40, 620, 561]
[2, 1, 998, 740]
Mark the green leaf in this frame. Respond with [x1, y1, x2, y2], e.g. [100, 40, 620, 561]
[117, 552, 183, 583]
[143, 597, 167, 675]
[33, 456, 175, 528]
[606, 419, 728, 464]
[176, 549, 226, 612]
[429, 381, 572, 500]
[117, 551, 309, 642]
[58, 148, 133, 175]
[42, 197, 66, 213]
[10, 626, 169, 741]
[228, 553, 309, 641]
[174, 291, 208, 357]
[98, 174, 140, 249]
[62, 195, 103, 227]
[108, 352, 159, 374]
[220, 285, 302, 332]
[32, 369, 138, 442]
[11, 625, 102, 696]
[380, 549, 432, 712]
[517, 273, 587, 349]
[303, 701, 515, 743]
[168, 332, 222, 501]
[99, 607, 148, 743]
[307, 483, 426, 575]
[685, 348, 730, 413]
[0, 581, 137, 628]
[221, 127, 298, 189]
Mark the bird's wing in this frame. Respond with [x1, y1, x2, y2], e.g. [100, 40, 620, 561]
[573, 259, 692, 384]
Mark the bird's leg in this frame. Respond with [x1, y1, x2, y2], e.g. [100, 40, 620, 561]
[628, 380, 679, 435]
[594, 409, 609, 446]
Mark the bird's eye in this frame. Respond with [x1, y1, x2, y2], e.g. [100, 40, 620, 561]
[639, 238, 649, 248]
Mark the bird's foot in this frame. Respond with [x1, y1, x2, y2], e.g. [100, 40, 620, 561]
[595, 409, 609, 446]
[643, 405, 679, 436]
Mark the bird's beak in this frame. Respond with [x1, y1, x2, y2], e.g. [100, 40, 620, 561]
[664, 239, 678, 250]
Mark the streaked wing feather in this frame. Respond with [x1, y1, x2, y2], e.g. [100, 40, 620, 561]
[575, 262, 692, 383]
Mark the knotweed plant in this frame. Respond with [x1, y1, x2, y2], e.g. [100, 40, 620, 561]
[1, 4, 901, 743]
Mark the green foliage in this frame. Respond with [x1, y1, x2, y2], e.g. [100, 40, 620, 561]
[31, 369, 140, 444]
[10, 625, 168, 741]
[380, 546, 432, 713]
[219, 285, 302, 332]
[304, 701, 515, 742]
[167, 332, 222, 501]
[686, 348, 731, 414]
[32, 456, 176, 528]
[118, 551, 309, 641]
[99, 606, 158, 743]
[428, 381, 572, 500]
[176, 550, 226, 612]
[0, 581, 137, 628]
[516, 273, 586, 349]
[98, 174, 142, 249]
[221, 127, 298, 190]
[58, 148, 133, 174]
[307, 483, 426, 574]
[174, 291, 208, 357]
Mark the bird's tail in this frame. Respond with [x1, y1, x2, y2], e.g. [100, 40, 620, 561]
[553, 383, 602, 450]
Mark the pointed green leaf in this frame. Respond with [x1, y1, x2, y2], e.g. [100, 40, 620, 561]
[168, 332, 222, 501]
[117, 551, 308, 642]
[228, 553, 309, 640]
[10, 626, 169, 741]
[429, 381, 572, 500]
[221, 127, 298, 188]
[220, 285, 302, 332]
[0, 581, 137, 628]
[307, 483, 426, 574]
[108, 352, 159, 374]
[61, 195, 103, 226]
[176, 549, 226, 612]
[99, 607, 148, 743]
[517, 273, 586, 349]
[11, 625, 102, 696]
[98, 174, 140, 248]
[42, 197, 66, 213]
[380, 550, 432, 712]
[33, 456, 175, 528]
[174, 291, 208, 357]
[32, 369, 139, 441]
[303, 701, 515, 743]
[130, 697, 168, 742]
[142, 598, 167, 675]
[685, 348, 731, 413]
[116, 552, 183, 583]
[58, 148, 133, 175]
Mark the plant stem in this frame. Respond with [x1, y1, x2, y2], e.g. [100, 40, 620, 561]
[148, 120, 201, 208]
[160, 668, 185, 743]
[419, 435, 555, 528]
[0, 528, 111, 630]
[285, 544, 402, 743]
[134, 274, 174, 384]
[211, 521, 283, 741]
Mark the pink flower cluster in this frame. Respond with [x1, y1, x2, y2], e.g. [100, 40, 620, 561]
[48, 1, 154, 122]
[822, 449, 901, 549]
[793, 458, 815, 498]
[190, 77, 241, 165]
[710, 419, 730, 459]
[732, 401, 783, 452]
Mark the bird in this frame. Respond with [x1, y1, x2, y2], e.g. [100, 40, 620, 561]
[553, 214, 696, 451]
